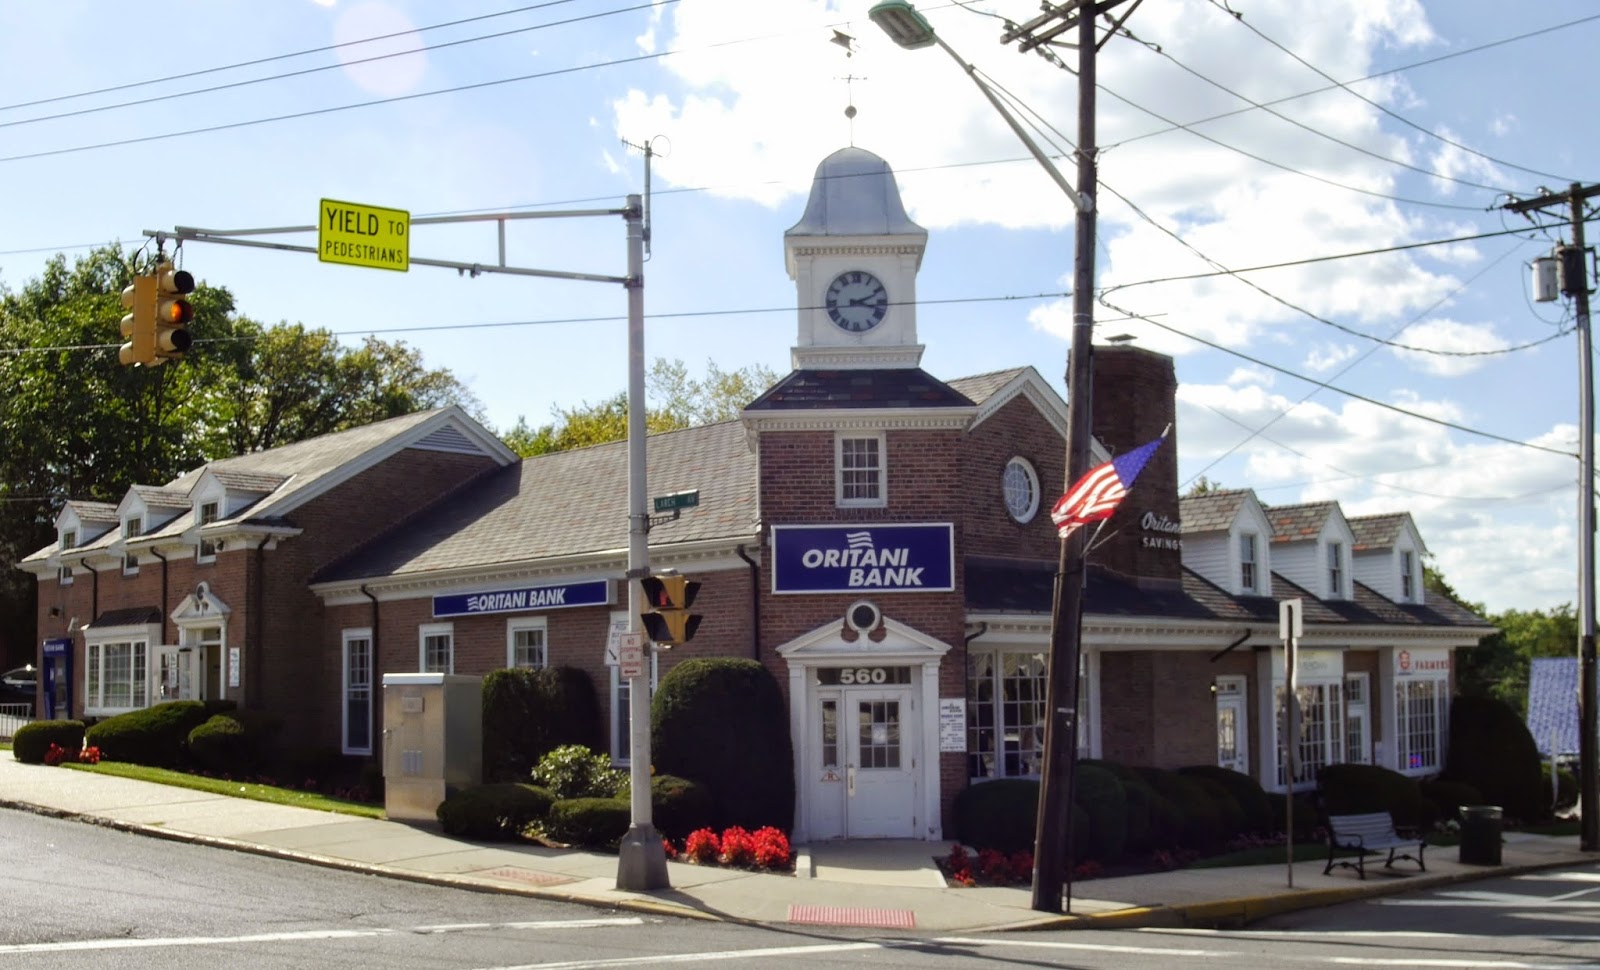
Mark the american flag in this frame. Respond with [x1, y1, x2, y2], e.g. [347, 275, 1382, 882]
[1049, 432, 1168, 539]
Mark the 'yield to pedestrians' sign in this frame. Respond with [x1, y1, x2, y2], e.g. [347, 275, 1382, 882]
[319, 198, 409, 272]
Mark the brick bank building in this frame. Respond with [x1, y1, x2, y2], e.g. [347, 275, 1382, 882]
[23, 147, 1491, 841]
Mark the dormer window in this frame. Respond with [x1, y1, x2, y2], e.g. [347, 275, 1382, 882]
[122, 517, 142, 575]
[196, 501, 220, 563]
[1401, 550, 1415, 601]
[837, 433, 885, 508]
[1239, 533, 1258, 593]
[1327, 541, 1344, 598]
[58, 529, 75, 585]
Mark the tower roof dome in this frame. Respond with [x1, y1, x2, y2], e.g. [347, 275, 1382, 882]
[785, 147, 927, 239]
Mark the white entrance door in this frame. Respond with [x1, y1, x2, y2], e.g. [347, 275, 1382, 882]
[843, 688, 917, 838]
[1215, 675, 1248, 774]
[156, 647, 205, 702]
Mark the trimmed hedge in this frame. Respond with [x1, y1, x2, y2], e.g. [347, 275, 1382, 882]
[482, 666, 602, 784]
[1179, 765, 1274, 835]
[11, 720, 85, 764]
[436, 783, 555, 840]
[652, 658, 794, 832]
[1075, 763, 1128, 863]
[1267, 790, 1319, 840]
[1137, 767, 1227, 852]
[1419, 778, 1485, 824]
[1317, 763, 1425, 828]
[953, 778, 1038, 853]
[85, 701, 211, 767]
[187, 710, 280, 774]
[544, 797, 631, 848]
[627, 773, 715, 842]
[1441, 695, 1547, 823]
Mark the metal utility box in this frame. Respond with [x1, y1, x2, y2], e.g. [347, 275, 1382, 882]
[381, 673, 482, 822]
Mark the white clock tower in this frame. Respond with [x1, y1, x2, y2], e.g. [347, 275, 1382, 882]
[784, 147, 928, 370]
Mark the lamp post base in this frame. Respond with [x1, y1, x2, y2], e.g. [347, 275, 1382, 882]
[616, 823, 670, 891]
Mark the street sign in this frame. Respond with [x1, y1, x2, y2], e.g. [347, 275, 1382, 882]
[318, 198, 410, 272]
[618, 639, 646, 678]
[1278, 598, 1303, 640]
[653, 490, 700, 514]
[604, 618, 632, 666]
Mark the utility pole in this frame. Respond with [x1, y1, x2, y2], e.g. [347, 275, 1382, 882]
[1506, 183, 1600, 853]
[1001, 0, 1137, 914]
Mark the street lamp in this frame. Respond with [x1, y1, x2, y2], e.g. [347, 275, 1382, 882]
[870, 0, 1103, 914]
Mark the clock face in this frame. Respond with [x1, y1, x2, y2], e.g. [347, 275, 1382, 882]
[824, 271, 889, 333]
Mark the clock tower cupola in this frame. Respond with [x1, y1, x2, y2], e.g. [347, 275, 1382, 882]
[784, 147, 928, 370]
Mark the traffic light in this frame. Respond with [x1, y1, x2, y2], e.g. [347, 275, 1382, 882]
[152, 261, 195, 363]
[639, 572, 701, 647]
[118, 275, 156, 366]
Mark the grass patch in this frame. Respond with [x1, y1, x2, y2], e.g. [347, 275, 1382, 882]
[61, 761, 383, 819]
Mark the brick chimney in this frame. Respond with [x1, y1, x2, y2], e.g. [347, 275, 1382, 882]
[1080, 345, 1181, 585]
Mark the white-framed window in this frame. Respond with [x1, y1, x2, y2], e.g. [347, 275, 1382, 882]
[507, 617, 548, 669]
[1002, 457, 1040, 524]
[836, 432, 885, 507]
[610, 610, 659, 764]
[122, 516, 142, 575]
[1395, 677, 1448, 775]
[84, 631, 150, 715]
[342, 628, 373, 755]
[1239, 533, 1258, 593]
[1400, 550, 1415, 601]
[419, 622, 453, 674]
[966, 649, 1091, 779]
[1215, 675, 1249, 773]
[197, 500, 220, 563]
[1327, 541, 1344, 598]
[1344, 673, 1371, 764]
[1274, 680, 1344, 788]
[58, 529, 75, 585]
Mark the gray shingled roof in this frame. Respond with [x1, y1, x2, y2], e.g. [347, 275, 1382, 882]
[1180, 490, 1251, 534]
[315, 419, 760, 583]
[785, 146, 926, 238]
[209, 469, 290, 493]
[946, 368, 1027, 407]
[1266, 501, 1338, 543]
[744, 369, 973, 411]
[1349, 512, 1407, 551]
[65, 500, 119, 523]
[131, 486, 190, 509]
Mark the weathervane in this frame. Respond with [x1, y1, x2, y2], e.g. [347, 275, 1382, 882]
[831, 29, 864, 145]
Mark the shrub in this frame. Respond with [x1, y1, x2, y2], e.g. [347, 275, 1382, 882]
[436, 783, 554, 840]
[1419, 779, 1485, 824]
[187, 710, 280, 774]
[1179, 765, 1274, 835]
[1441, 695, 1547, 824]
[1137, 767, 1226, 853]
[1074, 763, 1128, 864]
[953, 778, 1038, 853]
[530, 744, 624, 800]
[482, 666, 602, 783]
[1317, 763, 1425, 828]
[543, 797, 631, 848]
[748, 826, 792, 870]
[12, 720, 85, 764]
[683, 827, 720, 863]
[623, 773, 714, 842]
[652, 658, 794, 831]
[85, 701, 210, 767]
[1266, 790, 1319, 840]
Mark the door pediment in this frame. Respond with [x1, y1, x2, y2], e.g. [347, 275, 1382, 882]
[777, 614, 951, 664]
[170, 580, 232, 624]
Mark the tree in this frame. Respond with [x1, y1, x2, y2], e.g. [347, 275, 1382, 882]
[503, 358, 777, 458]
[1457, 604, 1576, 717]
[1184, 476, 1226, 497]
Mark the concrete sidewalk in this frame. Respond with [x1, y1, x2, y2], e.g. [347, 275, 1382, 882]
[0, 756, 1589, 933]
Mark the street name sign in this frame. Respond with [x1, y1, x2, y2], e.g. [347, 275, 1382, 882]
[319, 198, 410, 272]
[653, 490, 700, 513]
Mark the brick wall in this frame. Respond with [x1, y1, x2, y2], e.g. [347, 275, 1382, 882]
[1087, 346, 1181, 583]
[960, 395, 1066, 561]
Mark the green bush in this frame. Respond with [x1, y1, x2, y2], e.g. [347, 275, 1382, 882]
[84, 701, 210, 767]
[530, 744, 624, 799]
[1179, 765, 1274, 835]
[1419, 779, 1485, 824]
[187, 710, 281, 774]
[619, 773, 715, 842]
[11, 720, 85, 764]
[1074, 764, 1128, 864]
[1317, 763, 1425, 828]
[1540, 762, 1578, 813]
[1188, 775, 1248, 844]
[953, 778, 1038, 853]
[544, 797, 631, 848]
[1441, 695, 1547, 823]
[1266, 790, 1318, 840]
[436, 783, 554, 840]
[1136, 767, 1225, 852]
[482, 666, 602, 783]
[1083, 759, 1165, 851]
[651, 658, 794, 832]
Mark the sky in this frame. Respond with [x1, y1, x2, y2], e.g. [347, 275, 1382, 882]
[0, 0, 1595, 617]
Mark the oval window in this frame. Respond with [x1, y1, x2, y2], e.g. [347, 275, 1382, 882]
[1003, 457, 1040, 524]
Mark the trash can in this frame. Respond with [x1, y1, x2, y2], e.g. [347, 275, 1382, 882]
[1458, 805, 1503, 865]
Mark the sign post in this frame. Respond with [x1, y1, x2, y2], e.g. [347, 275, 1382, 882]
[1280, 598, 1302, 887]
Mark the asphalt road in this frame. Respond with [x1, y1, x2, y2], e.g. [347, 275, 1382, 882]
[3, 808, 1597, 969]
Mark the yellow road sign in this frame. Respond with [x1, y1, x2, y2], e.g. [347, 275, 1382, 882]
[318, 198, 409, 272]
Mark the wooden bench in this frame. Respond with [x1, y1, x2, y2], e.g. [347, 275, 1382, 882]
[1324, 812, 1426, 879]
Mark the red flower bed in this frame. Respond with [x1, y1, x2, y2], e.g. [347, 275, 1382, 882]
[671, 826, 791, 872]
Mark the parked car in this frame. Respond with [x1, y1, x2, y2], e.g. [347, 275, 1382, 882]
[1, 664, 36, 702]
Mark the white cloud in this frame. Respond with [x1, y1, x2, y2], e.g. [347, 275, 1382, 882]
[1387, 317, 1506, 376]
[1427, 125, 1506, 197]
[1304, 342, 1358, 372]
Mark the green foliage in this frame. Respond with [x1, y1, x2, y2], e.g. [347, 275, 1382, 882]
[641, 774, 715, 842]
[953, 778, 1039, 853]
[1179, 765, 1274, 835]
[1317, 763, 1426, 828]
[11, 720, 84, 763]
[1137, 767, 1227, 852]
[529, 744, 624, 800]
[651, 658, 795, 831]
[543, 797, 631, 848]
[1540, 762, 1578, 812]
[1442, 695, 1547, 823]
[1074, 763, 1128, 864]
[1419, 779, 1486, 824]
[481, 666, 602, 783]
[84, 700, 211, 767]
[1457, 604, 1575, 716]
[1266, 790, 1319, 840]
[435, 783, 554, 840]
[186, 710, 279, 774]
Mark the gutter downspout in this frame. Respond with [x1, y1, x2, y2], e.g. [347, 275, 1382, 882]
[82, 561, 99, 624]
[1209, 628, 1255, 663]
[735, 544, 760, 661]
[360, 583, 380, 669]
[150, 548, 169, 645]
[964, 622, 988, 647]
[251, 536, 270, 709]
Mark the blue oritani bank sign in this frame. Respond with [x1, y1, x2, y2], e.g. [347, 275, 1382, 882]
[433, 579, 611, 618]
[771, 523, 955, 594]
